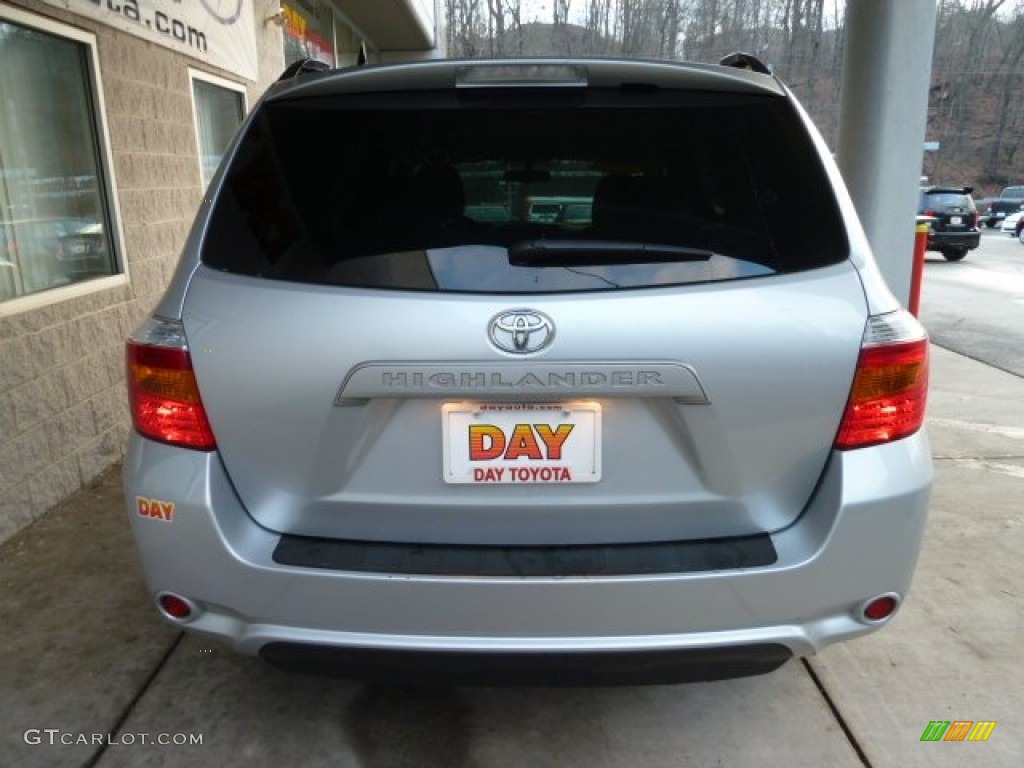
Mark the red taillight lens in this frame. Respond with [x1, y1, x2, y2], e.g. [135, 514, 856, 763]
[126, 338, 216, 451]
[836, 314, 929, 450]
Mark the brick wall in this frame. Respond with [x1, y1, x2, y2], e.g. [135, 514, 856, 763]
[0, 1, 283, 542]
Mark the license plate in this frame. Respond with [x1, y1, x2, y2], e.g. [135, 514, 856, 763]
[442, 403, 601, 484]
[950, 216, 962, 225]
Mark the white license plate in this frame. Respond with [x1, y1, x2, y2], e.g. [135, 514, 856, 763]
[950, 216, 962, 225]
[442, 403, 601, 484]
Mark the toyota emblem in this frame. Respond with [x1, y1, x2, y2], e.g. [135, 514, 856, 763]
[488, 310, 555, 354]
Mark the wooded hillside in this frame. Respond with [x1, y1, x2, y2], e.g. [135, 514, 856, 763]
[444, 1, 1024, 197]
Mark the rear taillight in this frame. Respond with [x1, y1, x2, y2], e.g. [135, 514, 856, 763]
[126, 317, 216, 451]
[835, 311, 929, 450]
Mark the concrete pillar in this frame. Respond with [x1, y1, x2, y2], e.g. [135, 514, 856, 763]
[836, 0, 937, 306]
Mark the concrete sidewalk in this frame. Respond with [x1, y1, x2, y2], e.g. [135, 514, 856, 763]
[1, 345, 1021, 767]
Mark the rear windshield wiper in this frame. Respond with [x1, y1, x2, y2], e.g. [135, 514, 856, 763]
[508, 239, 715, 266]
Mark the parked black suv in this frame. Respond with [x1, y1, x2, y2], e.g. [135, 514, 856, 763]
[983, 185, 1024, 228]
[919, 186, 980, 261]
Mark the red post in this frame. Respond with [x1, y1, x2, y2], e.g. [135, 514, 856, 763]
[908, 222, 929, 316]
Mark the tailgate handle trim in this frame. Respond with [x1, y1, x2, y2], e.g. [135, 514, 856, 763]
[335, 361, 709, 405]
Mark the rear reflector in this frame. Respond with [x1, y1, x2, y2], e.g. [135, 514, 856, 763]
[157, 593, 198, 622]
[835, 311, 929, 450]
[126, 317, 216, 451]
[862, 595, 899, 622]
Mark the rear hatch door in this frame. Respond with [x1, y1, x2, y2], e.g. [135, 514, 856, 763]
[184, 263, 867, 545]
[185, 66, 866, 545]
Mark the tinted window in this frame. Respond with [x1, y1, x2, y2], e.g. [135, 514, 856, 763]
[203, 88, 848, 293]
[921, 192, 974, 209]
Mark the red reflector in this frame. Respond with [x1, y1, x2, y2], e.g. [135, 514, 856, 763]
[158, 594, 193, 620]
[126, 341, 216, 450]
[835, 338, 929, 450]
[863, 596, 898, 622]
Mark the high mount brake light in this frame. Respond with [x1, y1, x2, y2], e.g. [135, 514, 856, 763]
[835, 311, 929, 450]
[455, 63, 588, 87]
[126, 318, 216, 451]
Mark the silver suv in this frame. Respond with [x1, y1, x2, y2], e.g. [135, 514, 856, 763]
[124, 57, 933, 685]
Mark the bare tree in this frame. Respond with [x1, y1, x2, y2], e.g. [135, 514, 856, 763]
[554, 0, 573, 25]
[583, 0, 615, 52]
[982, 8, 1024, 178]
[446, 0, 484, 56]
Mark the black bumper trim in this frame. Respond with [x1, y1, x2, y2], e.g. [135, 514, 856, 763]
[927, 231, 980, 250]
[259, 643, 793, 686]
[272, 533, 777, 577]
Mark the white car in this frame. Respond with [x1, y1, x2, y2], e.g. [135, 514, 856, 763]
[999, 209, 1023, 237]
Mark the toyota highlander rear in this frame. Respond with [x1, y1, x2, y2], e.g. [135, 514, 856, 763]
[123, 57, 932, 685]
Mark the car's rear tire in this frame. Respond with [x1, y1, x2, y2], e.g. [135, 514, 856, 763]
[1018, 226, 1024, 245]
[985, 220, 997, 228]
[942, 249, 967, 262]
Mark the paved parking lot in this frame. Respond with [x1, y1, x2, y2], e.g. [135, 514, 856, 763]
[2, 346, 1021, 767]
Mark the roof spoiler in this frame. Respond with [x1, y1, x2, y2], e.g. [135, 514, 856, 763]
[925, 185, 974, 195]
[277, 58, 331, 82]
[719, 52, 772, 76]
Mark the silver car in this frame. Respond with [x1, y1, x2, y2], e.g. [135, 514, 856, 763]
[124, 56, 932, 685]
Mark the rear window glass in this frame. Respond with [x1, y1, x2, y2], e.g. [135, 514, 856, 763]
[921, 192, 974, 209]
[202, 88, 848, 293]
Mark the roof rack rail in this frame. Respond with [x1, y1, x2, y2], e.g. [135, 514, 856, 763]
[277, 58, 331, 82]
[719, 52, 772, 76]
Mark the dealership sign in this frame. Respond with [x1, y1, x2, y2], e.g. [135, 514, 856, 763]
[41, 0, 258, 80]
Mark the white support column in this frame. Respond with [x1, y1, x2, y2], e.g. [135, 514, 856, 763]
[836, 0, 937, 306]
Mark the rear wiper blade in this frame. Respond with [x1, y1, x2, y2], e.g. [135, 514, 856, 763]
[508, 239, 714, 266]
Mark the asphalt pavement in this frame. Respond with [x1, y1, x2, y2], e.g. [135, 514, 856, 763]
[1, 344, 1021, 768]
[919, 228, 1024, 378]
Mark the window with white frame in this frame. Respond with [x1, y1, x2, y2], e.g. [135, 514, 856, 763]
[190, 72, 246, 188]
[0, 13, 119, 303]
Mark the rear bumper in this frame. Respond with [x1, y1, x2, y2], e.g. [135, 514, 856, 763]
[927, 231, 980, 251]
[123, 432, 932, 683]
